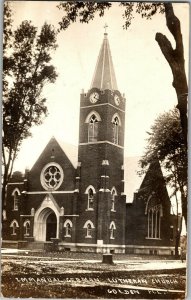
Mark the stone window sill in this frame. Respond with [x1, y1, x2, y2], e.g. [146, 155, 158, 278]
[145, 237, 162, 240]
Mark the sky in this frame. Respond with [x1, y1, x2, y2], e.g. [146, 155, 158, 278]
[6, 1, 189, 173]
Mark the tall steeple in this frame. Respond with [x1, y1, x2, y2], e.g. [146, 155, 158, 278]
[90, 27, 118, 91]
[77, 28, 126, 251]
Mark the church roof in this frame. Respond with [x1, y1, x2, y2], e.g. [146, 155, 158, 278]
[56, 139, 78, 168]
[90, 32, 118, 90]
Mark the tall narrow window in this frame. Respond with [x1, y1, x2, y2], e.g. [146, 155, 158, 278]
[13, 222, 17, 235]
[112, 116, 119, 144]
[147, 204, 162, 239]
[83, 220, 94, 238]
[87, 223, 92, 237]
[111, 187, 117, 211]
[145, 195, 163, 239]
[10, 220, 19, 235]
[64, 220, 72, 237]
[85, 185, 96, 211]
[88, 188, 94, 210]
[88, 114, 98, 142]
[23, 220, 30, 236]
[109, 221, 116, 239]
[170, 226, 174, 241]
[66, 223, 71, 237]
[13, 191, 19, 210]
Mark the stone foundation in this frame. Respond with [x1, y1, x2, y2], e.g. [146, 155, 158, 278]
[2, 240, 175, 255]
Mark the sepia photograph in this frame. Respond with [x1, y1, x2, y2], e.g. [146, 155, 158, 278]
[1, 1, 189, 299]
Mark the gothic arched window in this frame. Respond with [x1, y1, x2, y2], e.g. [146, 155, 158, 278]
[10, 220, 19, 235]
[66, 223, 71, 236]
[13, 190, 19, 211]
[145, 195, 163, 239]
[85, 185, 96, 210]
[83, 220, 94, 238]
[23, 220, 30, 236]
[88, 114, 98, 142]
[109, 221, 116, 239]
[112, 114, 121, 145]
[111, 187, 117, 211]
[113, 116, 119, 144]
[63, 220, 72, 237]
[85, 111, 101, 143]
[87, 223, 92, 237]
[88, 188, 94, 210]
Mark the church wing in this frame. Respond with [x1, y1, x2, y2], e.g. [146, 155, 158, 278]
[126, 160, 172, 251]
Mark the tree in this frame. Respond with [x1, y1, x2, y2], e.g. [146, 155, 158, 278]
[57, 2, 188, 146]
[139, 108, 187, 230]
[2, 3, 58, 210]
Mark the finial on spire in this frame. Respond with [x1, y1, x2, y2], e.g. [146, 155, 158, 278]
[104, 23, 108, 34]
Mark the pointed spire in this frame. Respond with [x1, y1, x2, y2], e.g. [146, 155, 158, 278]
[90, 27, 118, 91]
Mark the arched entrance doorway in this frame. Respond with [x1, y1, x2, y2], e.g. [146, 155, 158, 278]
[34, 207, 59, 241]
[46, 212, 57, 241]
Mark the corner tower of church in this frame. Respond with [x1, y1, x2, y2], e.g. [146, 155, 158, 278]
[77, 30, 126, 253]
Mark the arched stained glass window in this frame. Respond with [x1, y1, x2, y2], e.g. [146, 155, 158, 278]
[13, 191, 19, 210]
[10, 220, 19, 235]
[88, 114, 98, 142]
[111, 187, 117, 211]
[66, 223, 71, 236]
[23, 220, 30, 236]
[88, 188, 94, 210]
[63, 220, 72, 237]
[87, 223, 92, 237]
[146, 195, 163, 239]
[112, 116, 119, 144]
[109, 221, 116, 239]
[83, 220, 94, 238]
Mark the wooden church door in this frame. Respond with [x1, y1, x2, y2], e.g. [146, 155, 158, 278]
[46, 212, 57, 241]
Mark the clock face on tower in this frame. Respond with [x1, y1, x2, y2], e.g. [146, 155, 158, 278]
[89, 92, 99, 103]
[114, 94, 120, 106]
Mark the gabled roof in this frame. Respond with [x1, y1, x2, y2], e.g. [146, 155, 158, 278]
[90, 33, 118, 90]
[56, 138, 78, 168]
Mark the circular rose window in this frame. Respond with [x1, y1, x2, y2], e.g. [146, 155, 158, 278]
[40, 163, 64, 190]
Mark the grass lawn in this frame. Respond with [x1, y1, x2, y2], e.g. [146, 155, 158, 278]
[1, 252, 186, 299]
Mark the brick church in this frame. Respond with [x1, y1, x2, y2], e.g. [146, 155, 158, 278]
[3, 31, 178, 255]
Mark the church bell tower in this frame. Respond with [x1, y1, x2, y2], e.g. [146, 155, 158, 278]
[77, 29, 126, 253]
